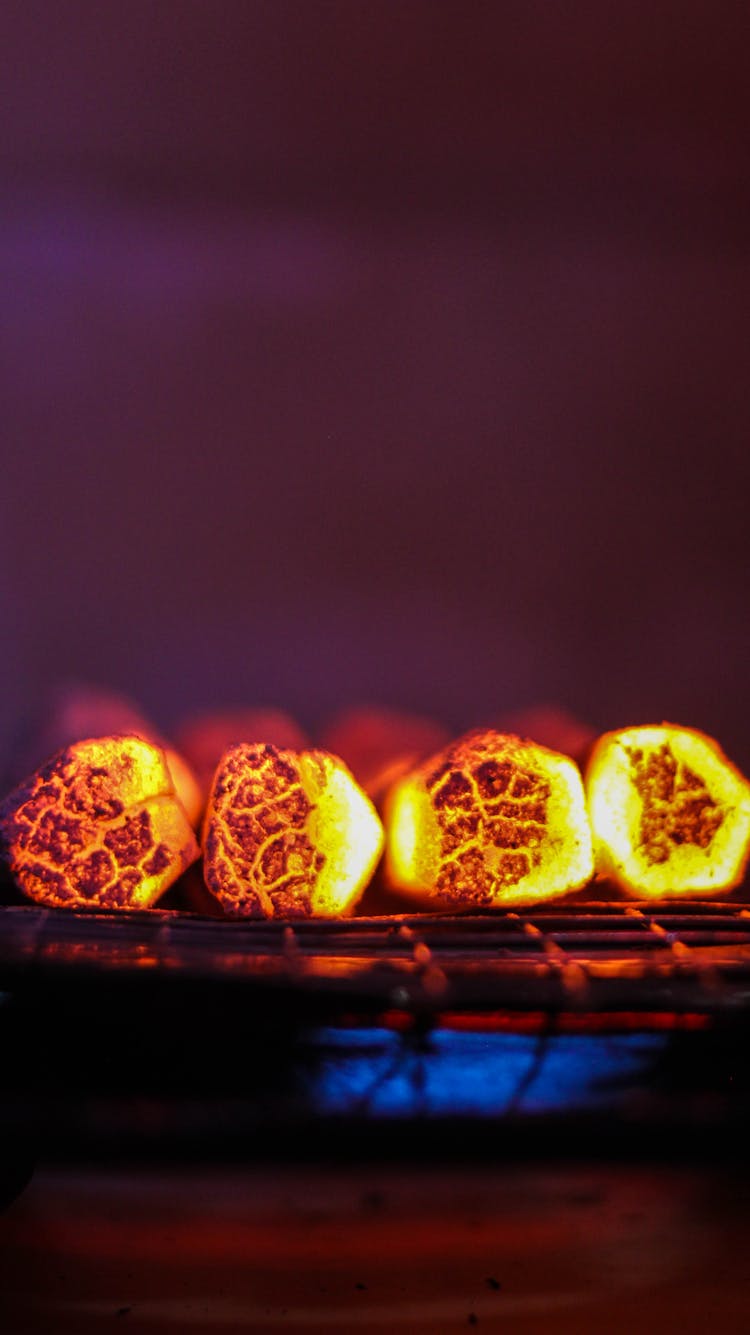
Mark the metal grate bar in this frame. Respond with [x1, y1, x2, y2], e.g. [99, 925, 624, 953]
[2, 902, 750, 1019]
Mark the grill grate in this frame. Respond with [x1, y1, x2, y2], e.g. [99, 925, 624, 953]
[2, 901, 750, 1015]
[3, 903, 750, 1158]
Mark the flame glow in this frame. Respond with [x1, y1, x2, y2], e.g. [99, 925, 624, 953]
[585, 724, 750, 897]
[0, 735, 200, 909]
[203, 743, 384, 917]
[384, 730, 594, 907]
[174, 708, 307, 804]
[320, 707, 451, 807]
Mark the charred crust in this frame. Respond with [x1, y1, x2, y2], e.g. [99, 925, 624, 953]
[27, 809, 87, 862]
[422, 734, 553, 896]
[205, 745, 327, 917]
[0, 740, 191, 908]
[23, 861, 72, 904]
[143, 843, 171, 876]
[71, 849, 116, 899]
[473, 759, 514, 799]
[432, 771, 474, 809]
[491, 818, 542, 850]
[628, 744, 726, 865]
[439, 810, 481, 854]
[104, 810, 154, 866]
[64, 774, 125, 820]
[271, 755, 299, 786]
[275, 789, 311, 823]
[496, 851, 532, 883]
[438, 846, 534, 902]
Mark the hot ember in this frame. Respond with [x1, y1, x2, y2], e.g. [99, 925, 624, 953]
[0, 735, 200, 909]
[384, 729, 593, 907]
[585, 724, 750, 897]
[202, 743, 384, 918]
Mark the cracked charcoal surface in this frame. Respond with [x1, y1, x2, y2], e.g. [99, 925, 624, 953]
[0, 741, 182, 908]
[425, 735, 552, 903]
[204, 743, 327, 917]
[627, 743, 725, 865]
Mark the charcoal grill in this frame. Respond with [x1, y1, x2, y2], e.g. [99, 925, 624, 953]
[2, 898, 750, 1163]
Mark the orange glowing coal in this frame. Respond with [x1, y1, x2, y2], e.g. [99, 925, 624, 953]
[0, 735, 200, 909]
[585, 724, 750, 897]
[384, 729, 593, 908]
[203, 743, 384, 917]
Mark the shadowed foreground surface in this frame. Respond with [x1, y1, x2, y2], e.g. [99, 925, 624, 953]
[2, 1162, 750, 1333]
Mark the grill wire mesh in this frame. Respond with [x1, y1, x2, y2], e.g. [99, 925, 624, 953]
[3, 901, 750, 1016]
[3, 903, 750, 1156]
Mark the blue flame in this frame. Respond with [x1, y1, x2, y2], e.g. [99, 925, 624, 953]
[307, 1027, 666, 1117]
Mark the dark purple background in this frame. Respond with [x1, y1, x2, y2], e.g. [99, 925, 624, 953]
[2, 3, 749, 766]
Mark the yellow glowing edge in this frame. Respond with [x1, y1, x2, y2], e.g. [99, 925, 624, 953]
[510, 749, 593, 902]
[383, 777, 441, 895]
[125, 793, 199, 908]
[586, 725, 750, 896]
[303, 756, 385, 916]
[80, 735, 173, 804]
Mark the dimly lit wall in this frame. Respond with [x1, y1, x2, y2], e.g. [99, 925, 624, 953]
[2, 2, 749, 764]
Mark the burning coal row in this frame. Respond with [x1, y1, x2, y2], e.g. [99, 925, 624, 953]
[383, 724, 750, 906]
[0, 693, 748, 915]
